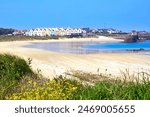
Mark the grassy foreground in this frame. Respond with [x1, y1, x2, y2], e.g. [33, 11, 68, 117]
[0, 54, 150, 100]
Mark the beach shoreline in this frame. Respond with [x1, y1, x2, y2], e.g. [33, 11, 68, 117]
[0, 36, 149, 79]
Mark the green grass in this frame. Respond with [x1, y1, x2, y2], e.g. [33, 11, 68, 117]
[73, 80, 150, 100]
[71, 71, 150, 100]
[0, 36, 51, 42]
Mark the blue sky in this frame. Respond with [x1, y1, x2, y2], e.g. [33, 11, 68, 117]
[0, 0, 150, 31]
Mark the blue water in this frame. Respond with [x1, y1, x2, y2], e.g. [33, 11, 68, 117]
[24, 40, 150, 54]
[82, 40, 150, 50]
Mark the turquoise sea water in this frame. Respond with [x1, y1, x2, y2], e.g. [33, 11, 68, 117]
[24, 40, 150, 54]
[82, 40, 150, 50]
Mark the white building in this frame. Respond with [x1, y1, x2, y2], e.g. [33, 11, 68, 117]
[107, 29, 121, 34]
[25, 27, 86, 37]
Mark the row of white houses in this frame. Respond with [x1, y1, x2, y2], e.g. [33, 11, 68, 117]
[25, 28, 86, 37]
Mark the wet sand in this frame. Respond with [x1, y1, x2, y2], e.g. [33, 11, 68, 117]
[0, 36, 150, 79]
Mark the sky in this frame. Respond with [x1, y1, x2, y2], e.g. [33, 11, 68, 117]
[0, 0, 150, 32]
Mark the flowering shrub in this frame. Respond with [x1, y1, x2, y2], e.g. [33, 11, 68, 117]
[6, 78, 82, 100]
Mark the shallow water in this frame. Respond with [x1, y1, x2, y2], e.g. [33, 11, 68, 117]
[82, 40, 150, 50]
[24, 40, 150, 54]
[24, 41, 105, 54]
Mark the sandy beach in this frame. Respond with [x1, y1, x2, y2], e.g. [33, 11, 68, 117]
[0, 36, 150, 79]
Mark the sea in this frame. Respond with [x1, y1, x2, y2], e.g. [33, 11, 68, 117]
[24, 40, 150, 54]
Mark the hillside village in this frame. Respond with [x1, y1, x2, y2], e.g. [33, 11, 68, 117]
[0, 27, 150, 41]
[25, 28, 86, 37]
[12, 28, 122, 37]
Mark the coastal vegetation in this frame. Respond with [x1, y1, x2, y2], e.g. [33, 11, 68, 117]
[0, 54, 150, 100]
[0, 54, 33, 99]
[0, 36, 51, 42]
[0, 35, 96, 42]
[0, 35, 145, 44]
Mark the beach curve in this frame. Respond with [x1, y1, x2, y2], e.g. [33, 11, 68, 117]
[0, 36, 149, 79]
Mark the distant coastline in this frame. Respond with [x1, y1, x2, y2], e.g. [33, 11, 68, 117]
[1, 27, 150, 42]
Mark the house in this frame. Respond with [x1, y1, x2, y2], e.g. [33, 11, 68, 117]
[13, 30, 27, 36]
[25, 27, 87, 37]
[107, 28, 121, 34]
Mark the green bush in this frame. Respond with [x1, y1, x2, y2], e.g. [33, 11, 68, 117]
[0, 54, 32, 99]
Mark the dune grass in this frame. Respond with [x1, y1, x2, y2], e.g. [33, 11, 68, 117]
[71, 70, 150, 100]
[0, 54, 33, 99]
[0, 36, 51, 42]
[0, 54, 150, 100]
[73, 79, 150, 100]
